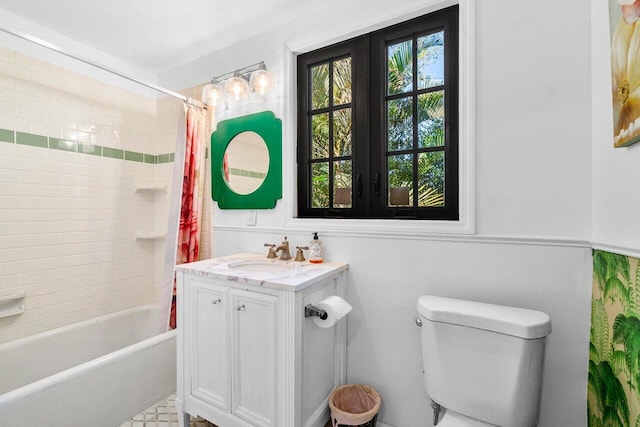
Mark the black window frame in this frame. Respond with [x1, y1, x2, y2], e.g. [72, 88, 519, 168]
[297, 5, 459, 220]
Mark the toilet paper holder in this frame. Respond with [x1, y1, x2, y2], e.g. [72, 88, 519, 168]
[304, 304, 328, 320]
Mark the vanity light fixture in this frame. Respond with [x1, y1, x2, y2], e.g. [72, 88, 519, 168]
[249, 63, 273, 96]
[224, 73, 250, 101]
[202, 83, 223, 107]
[202, 61, 273, 107]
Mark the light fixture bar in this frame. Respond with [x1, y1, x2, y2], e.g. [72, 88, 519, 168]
[203, 61, 273, 107]
[210, 61, 266, 84]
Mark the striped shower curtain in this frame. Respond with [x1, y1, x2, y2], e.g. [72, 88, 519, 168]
[169, 105, 206, 329]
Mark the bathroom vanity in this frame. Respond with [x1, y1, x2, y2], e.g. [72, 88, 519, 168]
[175, 253, 348, 427]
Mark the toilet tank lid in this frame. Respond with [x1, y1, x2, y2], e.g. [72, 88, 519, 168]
[417, 295, 551, 339]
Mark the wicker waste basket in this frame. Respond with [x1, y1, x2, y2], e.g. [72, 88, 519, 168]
[329, 384, 381, 427]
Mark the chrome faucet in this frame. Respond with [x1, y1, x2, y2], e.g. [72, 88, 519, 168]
[276, 236, 292, 261]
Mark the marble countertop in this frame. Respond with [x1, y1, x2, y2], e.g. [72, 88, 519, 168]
[174, 252, 348, 291]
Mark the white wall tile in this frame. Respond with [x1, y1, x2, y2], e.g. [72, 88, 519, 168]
[0, 48, 164, 343]
[0, 47, 14, 63]
[14, 52, 47, 72]
[0, 74, 15, 91]
[0, 61, 30, 81]
[16, 104, 47, 122]
[0, 100, 16, 116]
[14, 80, 48, 101]
[0, 115, 30, 133]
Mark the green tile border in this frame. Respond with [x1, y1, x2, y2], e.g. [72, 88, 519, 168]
[229, 167, 266, 179]
[0, 128, 14, 143]
[157, 153, 172, 163]
[16, 132, 47, 148]
[49, 137, 77, 153]
[102, 146, 124, 160]
[1, 128, 174, 164]
[79, 143, 102, 156]
[153, 152, 174, 162]
[125, 150, 144, 162]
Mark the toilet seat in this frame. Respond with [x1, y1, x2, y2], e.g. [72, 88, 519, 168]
[437, 410, 496, 427]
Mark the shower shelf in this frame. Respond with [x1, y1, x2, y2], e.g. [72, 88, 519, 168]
[134, 231, 166, 240]
[135, 184, 167, 193]
[134, 183, 167, 240]
[0, 290, 25, 318]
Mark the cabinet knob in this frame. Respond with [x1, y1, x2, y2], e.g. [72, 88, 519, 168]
[235, 304, 246, 311]
[211, 299, 222, 305]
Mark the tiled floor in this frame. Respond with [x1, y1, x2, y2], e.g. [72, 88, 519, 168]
[120, 394, 334, 427]
[119, 395, 216, 427]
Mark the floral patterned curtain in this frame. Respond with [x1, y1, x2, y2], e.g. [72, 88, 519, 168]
[169, 105, 206, 329]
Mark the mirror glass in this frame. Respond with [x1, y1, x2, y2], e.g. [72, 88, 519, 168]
[223, 131, 269, 195]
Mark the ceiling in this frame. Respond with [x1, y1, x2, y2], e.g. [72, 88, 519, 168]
[0, 0, 312, 74]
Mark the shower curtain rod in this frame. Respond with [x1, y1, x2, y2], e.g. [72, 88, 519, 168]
[0, 26, 206, 109]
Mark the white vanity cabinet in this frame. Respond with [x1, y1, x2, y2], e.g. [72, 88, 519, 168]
[188, 281, 278, 425]
[175, 253, 349, 427]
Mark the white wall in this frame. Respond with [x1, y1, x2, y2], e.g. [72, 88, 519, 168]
[475, 0, 592, 238]
[591, 0, 640, 256]
[161, 0, 593, 426]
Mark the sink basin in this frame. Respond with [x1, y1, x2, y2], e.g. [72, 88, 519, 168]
[229, 260, 296, 273]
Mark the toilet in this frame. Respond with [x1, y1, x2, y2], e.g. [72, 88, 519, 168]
[416, 295, 552, 427]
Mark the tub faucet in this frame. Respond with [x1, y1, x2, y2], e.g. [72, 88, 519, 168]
[276, 236, 292, 261]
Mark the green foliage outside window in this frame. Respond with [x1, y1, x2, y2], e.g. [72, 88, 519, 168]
[309, 34, 446, 209]
[310, 59, 352, 208]
[386, 33, 445, 207]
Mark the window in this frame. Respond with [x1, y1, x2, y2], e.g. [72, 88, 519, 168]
[297, 6, 459, 220]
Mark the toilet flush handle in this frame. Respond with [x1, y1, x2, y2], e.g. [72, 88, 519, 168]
[431, 400, 441, 425]
[414, 315, 422, 327]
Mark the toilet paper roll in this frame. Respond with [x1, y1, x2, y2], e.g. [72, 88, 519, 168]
[313, 296, 352, 328]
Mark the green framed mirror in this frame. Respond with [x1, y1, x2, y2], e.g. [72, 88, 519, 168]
[211, 111, 282, 209]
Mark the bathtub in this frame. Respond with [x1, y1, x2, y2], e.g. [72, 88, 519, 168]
[0, 305, 176, 427]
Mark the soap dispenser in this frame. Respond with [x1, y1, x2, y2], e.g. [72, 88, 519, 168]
[309, 232, 323, 264]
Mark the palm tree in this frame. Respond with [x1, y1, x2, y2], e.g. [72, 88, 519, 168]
[387, 41, 412, 94]
[387, 37, 445, 207]
[310, 60, 352, 208]
[309, 36, 446, 209]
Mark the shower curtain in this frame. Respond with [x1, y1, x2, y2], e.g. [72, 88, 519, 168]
[166, 104, 207, 330]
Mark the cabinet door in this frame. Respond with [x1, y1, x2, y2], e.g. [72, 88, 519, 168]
[189, 281, 230, 412]
[230, 289, 278, 427]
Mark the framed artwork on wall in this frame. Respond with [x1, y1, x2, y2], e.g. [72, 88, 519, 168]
[609, 0, 640, 148]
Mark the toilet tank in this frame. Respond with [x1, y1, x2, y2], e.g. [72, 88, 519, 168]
[417, 296, 551, 427]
